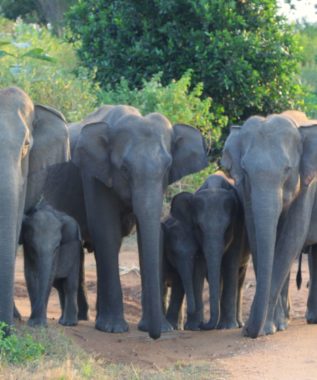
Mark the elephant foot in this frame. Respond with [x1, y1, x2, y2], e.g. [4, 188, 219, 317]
[28, 317, 48, 327]
[184, 319, 200, 331]
[217, 319, 240, 330]
[166, 316, 179, 330]
[96, 315, 129, 333]
[138, 315, 173, 333]
[306, 309, 317, 324]
[199, 319, 218, 331]
[242, 321, 265, 338]
[262, 319, 277, 336]
[59, 316, 78, 326]
[276, 317, 289, 331]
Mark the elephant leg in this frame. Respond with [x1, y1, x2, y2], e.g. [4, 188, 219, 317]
[264, 189, 313, 335]
[273, 274, 290, 331]
[13, 303, 21, 321]
[137, 228, 173, 333]
[54, 279, 65, 320]
[218, 241, 242, 329]
[186, 256, 205, 331]
[24, 262, 47, 326]
[59, 274, 78, 326]
[306, 245, 317, 323]
[83, 179, 128, 333]
[165, 274, 185, 330]
[77, 247, 89, 321]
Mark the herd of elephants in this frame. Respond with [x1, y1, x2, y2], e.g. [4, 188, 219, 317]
[2, 85, 317, 342]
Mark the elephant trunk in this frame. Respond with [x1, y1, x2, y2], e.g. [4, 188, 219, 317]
[177, 260, 196, 315]
[0, 175, 20, 326]
[246, 188, 282, 338]
[203, 237, 224, 329]
[133, 183, 164, 340]
[31, 252, 54, 322]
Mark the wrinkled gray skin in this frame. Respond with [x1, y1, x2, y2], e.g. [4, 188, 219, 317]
[222, 111, 317, 338]
[45, 105, 208, 339]
[21, 202, 88, 327]
[0, 87, 69, 329]
[161, 214, 205, 330]
[167, 173, 249, 330]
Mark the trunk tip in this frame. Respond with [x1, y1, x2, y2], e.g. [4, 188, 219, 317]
[149, 329, 161, 340]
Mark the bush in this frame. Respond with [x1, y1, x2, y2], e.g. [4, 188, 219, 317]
[0, 323, 44, 364]
[67, 0, 303, 123]
[100, 70, 228, 153]
[0, 17, 98, 122]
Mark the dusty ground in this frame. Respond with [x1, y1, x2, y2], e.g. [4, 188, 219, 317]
[14, 237, 317, 379]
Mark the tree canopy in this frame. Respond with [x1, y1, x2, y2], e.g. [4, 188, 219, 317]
[66, 0, 303, 123]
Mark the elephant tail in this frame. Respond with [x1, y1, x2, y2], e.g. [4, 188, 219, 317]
[296, 252, 302, 290]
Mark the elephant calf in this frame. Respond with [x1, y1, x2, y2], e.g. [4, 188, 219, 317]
[161, 214, 206, 330]
[21, 202, 88, 327]
[166, 172, 250, 330]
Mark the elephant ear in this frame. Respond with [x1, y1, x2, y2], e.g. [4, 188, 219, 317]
[299, 122, 317, 186]
[221, 125, 242, 183]
[170, 192, 193, 225]
[25, 105, 69, 213]
[169, 124, 208, 184]
[72, 121, 112, 187]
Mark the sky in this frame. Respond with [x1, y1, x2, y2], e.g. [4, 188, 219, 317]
[277, 0, 317, 23]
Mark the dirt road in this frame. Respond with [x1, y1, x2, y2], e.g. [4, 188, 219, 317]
[14, 238, 317, 379]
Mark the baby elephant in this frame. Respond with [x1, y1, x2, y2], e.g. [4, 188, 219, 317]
[21, 202, 88, 327]
[161, 210, 206, 330]
[169, 172, 250, 330]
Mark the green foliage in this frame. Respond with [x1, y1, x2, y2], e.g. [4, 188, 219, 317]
[296, 24, 317, 118]
[0, 17, 98, 121]
[0, 323, 44, 364]
[67, 0, 303, 123]
[100, 70, 227, 151]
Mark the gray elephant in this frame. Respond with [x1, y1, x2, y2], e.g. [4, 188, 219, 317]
[221, 110, 317, 338]
[44, 105, 208, 339]
[0, 87, 69, 329]
[167, 173, 249, 330]
[161, 208, 206, 330]
[21, 202, 88, 327]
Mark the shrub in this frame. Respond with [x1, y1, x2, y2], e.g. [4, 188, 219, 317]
[0, 323, 44, 364]
[67, 0, 303, 123]
[100, 70, 228, 153]
[0, 17, 98, 122]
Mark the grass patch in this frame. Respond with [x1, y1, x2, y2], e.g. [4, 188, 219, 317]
[0, 324, 228, 379]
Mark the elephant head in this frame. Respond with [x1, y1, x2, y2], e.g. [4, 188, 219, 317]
[71, 105, 208, 339]
[221, 111, 317, 337]
[163, 192, 200, 315]
[0, 87, 69, 327]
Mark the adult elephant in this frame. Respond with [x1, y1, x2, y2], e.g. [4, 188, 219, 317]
[45, 105, 208, 339]
[0, 87, 69, 328]
[221, 111, 317, 338]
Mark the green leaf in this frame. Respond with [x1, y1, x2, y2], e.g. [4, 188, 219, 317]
[22, 48, 57, 63]
[0, 50, 14, 58]
[0, 41, 11, 47]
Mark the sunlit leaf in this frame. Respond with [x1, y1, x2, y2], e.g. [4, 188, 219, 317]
[22, 49, 56, 63]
